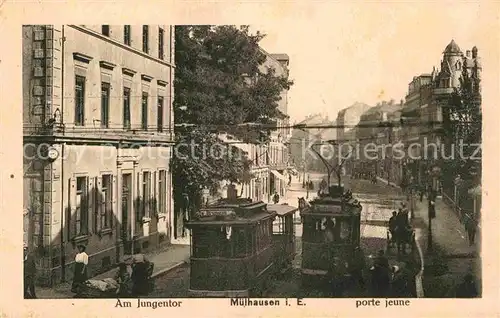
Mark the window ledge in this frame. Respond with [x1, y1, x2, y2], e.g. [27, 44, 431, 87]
[71, 235, 90, 246]
[98, 228, 113, 237]
[157, 213, 167, 220]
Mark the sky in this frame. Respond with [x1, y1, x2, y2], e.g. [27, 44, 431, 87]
[249, 2, 498, 123]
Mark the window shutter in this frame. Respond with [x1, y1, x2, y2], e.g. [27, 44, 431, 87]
[136, 172, 141, 230]
[111, 175, 116, 229]
[153, 171, 157, 218]
[88, 177, 94, 234]
[95, 176, 102, 233]
[68, 177, 76, 240]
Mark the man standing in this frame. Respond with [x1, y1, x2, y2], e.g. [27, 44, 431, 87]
[273, 192, 280, 204]
[24, 244, 37, 299]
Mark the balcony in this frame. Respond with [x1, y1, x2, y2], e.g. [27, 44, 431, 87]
[23, 123, 175, 145]
[433, 87, 454, 96]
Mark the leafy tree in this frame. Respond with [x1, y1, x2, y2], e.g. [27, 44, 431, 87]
[444, 59, 482, 185]
[172, 25, 293, 214]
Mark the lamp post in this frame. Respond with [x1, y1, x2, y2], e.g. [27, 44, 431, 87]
[428, 166, 441, 251]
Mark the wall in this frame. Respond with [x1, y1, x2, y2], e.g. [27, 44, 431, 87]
[62, 25, 174, 132]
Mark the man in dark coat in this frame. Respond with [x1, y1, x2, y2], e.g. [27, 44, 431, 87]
[388, 211, 398, 246]
[24, 245, 37, 298]
[455, 273, 478, 298]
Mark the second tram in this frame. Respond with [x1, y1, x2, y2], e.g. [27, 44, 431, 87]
[300, 185, 363, 290]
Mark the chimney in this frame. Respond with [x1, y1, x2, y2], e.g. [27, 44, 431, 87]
[466, 50, 471, 58]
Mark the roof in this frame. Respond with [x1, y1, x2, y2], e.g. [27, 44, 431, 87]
[267, 204, 298, 216]
[270, 53, 290, 61]
[444, 39, 462, 54]
[186, 200, 277, 225]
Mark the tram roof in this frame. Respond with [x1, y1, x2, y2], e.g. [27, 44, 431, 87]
[186, 199, 276, 226]
[300, 194, 362, 216]
[266, 204, 299, 216]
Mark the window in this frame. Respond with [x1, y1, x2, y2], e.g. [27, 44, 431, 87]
[124, 25, 131, 45]
[75, 75, 85, 126]
[142, 171, 151, 218]
[141, 92, 148, 130]
[101, 82, 110, 128]
[158, 27, 164, 59]
[123, 87, 131, 129]
[142, 25, 149, 53]
[101, 174, 113, 229]
[158, 170, 166, 214]
[157, 96, 164, 132]
[75, 177, 89, 236]
[102, 25, 110, 36]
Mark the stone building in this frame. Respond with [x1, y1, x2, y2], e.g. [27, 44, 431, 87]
[401, 40, 482, 189]
[23, 25, 175, 286]
[336, 102, 372, 177]
[220, 51, 292, 203]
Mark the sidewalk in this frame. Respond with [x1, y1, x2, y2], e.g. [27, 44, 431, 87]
[412, 195, 481, 297]
[36, 244, 190, 299]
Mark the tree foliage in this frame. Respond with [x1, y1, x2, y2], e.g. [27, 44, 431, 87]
[445, 60, 482, 182]
[172, 25, 293, 206]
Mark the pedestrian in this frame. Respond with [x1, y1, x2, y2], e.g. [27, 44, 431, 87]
[24, 244, 37, 299]
[455, 273, 478, 298]
[288, 174, 292, 186]
[273, 192, 280, 204]
[114, 262, 133, 297]
[465, 215, 477, 246]
[419, 184, 425, 202]
[349, 247, 365, 290]
[371, 250, 390, 297]
[388, 211, 398, 246]
[71, 244, 89, 296]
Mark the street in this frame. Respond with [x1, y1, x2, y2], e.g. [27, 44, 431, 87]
[148, 175, 414, 298]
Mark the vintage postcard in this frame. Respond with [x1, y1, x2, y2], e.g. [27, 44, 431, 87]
[0, 1, 499, 317]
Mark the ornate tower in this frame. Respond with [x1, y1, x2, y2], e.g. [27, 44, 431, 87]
[442, 40, 463, 88]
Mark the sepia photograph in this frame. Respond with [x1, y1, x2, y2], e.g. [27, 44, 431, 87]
[22, 23, 482, 300]
[0, 1, 498, 317]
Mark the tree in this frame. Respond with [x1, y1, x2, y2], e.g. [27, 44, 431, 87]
[172, 25, 293, 213]
[444, 58, 482, 185]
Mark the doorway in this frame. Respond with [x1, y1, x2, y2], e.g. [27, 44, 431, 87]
[121, 173, 132, 254]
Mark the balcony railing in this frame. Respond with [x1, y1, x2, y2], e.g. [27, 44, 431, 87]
[23, 123, 175, 143]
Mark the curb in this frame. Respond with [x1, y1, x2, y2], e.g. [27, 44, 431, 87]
[151, 261, 188, 279]
[413, 228, 425, 298]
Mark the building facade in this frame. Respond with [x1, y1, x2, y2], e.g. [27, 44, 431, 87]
[218, 52, 292, 203]
[400, 40, 482, 191]
[23, 25, 175, 286]
[336, 102, 372, 177]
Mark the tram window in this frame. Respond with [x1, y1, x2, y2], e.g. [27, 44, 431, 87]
[233, 228, 247, 257]
[339, 219, 351, 241]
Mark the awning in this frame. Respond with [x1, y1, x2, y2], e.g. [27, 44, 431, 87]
[270, 169, 287, 181]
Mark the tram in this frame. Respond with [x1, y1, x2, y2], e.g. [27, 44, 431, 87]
[185, 198, 297, 297]
[268, 204, 298, 273]
[300, 185, 363, 290]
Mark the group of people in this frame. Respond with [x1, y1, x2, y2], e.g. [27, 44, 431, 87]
[369, 250, 414, 297]
[24, 243, 154, 298]
[388, 203, 413, 254]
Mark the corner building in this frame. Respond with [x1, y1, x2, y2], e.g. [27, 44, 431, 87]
[23, 25, 175, 286]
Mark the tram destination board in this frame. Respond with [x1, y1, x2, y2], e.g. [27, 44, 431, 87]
[197, 208, 236, 217]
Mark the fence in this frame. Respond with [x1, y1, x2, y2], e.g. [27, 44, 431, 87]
[442, 184, 480, 233]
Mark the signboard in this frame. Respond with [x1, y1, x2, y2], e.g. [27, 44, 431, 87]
[313, 205, 343, 213]
[198, 209, 236, 217]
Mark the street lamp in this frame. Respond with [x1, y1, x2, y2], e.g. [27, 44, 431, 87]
[427, 165, 441, 251]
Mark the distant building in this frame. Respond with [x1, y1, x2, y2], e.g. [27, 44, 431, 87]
[23, 25, 175, 286]
[218, 50, 292, 203]
[336, 102, 372, 176]
[355, 100, 403, 184]
[401, 40, 482, 188]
